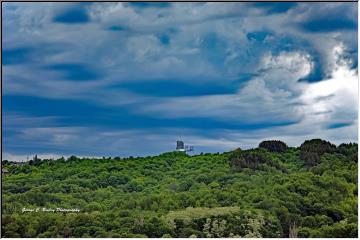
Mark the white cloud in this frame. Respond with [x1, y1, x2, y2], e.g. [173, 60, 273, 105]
[300, 44, 358, 125]
[136, 50, 312, 123]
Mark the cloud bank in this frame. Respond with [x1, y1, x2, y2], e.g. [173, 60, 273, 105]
[2, 2, 358, 160]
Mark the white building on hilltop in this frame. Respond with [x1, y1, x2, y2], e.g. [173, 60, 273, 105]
[176, 140, 185, 152]
[176, 141, 194, 153]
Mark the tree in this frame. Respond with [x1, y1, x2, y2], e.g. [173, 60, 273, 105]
[299, 139, 336, 167]
[259, 140, 287, 153]
[300, 139, 336, 155]
[300, 151, 321, 167]
[2, 140, 358, 238]
[289, 222, 298, 238]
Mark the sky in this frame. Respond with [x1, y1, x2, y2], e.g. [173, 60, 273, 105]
[2, 2, 359, 161]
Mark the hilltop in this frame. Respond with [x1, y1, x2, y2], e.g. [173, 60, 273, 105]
[2, 139, 358, 238]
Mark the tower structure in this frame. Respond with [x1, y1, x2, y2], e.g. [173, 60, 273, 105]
[176, 140, 194, 153]
[176, 140, 185, 152]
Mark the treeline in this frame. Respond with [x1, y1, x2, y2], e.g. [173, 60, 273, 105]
[1, 139, 358, 237]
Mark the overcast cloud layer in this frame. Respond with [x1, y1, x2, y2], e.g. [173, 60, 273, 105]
[2, 2, 358, 161]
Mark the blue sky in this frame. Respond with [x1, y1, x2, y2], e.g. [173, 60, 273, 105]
[2, 2, 358, 160]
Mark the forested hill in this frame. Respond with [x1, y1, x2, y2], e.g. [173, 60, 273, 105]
[2, 139, 358, 238]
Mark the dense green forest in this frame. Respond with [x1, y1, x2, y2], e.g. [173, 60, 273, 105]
[1, 139, 358, 238]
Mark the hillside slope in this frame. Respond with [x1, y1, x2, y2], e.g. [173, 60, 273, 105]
[1, 140, 358, 238]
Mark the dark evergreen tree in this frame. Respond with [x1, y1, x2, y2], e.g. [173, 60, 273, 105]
[259, 140, 288, 153]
